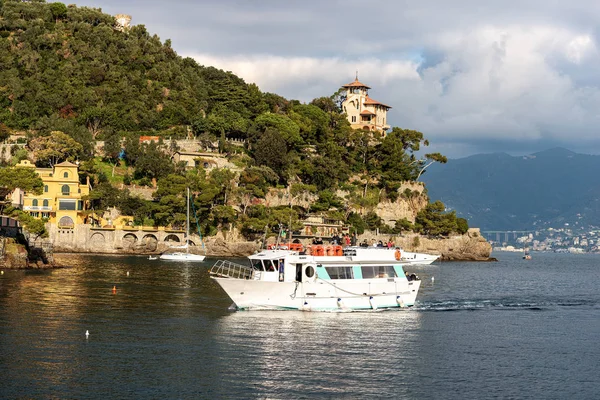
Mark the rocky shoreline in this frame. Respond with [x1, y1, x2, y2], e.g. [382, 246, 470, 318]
[1, 230, 494, 269]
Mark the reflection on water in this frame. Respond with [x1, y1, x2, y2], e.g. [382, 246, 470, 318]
[211, 310, 423, 398]
[1, 252, 599, 399]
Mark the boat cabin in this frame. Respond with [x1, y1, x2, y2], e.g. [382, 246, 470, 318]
[246, 250, 408, 284]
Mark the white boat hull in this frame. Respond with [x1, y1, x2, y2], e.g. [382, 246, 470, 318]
[212, 277, 420, 311]
[160, 252, 205, 261]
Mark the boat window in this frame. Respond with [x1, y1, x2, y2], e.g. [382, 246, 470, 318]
[264, 260, 276, 272]
[325, 266, 354, 279]
[305, 265, 315, 278]
[251, 259, 264, 271]
[361, 266, 397, 279]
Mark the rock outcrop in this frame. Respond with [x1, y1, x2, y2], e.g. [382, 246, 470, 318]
[0, 237, 57, 269]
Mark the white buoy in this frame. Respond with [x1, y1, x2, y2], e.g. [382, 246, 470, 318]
[126, 271, 130, 277]
[85, 330, 89, 338]
[369, 296, 378, 310]
[1, 270, 4, 275]
[431, 276, 435, 283]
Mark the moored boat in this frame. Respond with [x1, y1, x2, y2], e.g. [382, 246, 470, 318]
[209, 245, 422, 311]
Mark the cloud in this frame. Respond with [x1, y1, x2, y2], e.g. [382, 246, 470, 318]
[186, 24, 600, 156]
[77, 0, 600, 157]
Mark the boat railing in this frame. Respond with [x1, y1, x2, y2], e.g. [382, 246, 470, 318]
[210, 260, 254, 280]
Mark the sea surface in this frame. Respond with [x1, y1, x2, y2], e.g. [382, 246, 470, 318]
[1, 251, 599, 399]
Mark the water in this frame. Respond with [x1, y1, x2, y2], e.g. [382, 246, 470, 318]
[1, 252, 599, 399]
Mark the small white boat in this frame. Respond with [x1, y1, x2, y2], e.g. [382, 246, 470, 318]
[210, 245, 422, 311]
[148, 255, 157, 260]
[399, 250, 439, 265]
[160, 188, 206, 262]
[160, 252, 205, 261]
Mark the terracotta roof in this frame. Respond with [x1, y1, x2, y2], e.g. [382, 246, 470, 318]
[342, 78, 371, 89]
[360, 110, 376, 115]
[363, 96, 391, 109]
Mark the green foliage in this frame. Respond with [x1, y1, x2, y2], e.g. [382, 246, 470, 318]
[456, 217, 469, 234]
[253, 127, 289, 180]
[28, 131, 84, 166]
[49, 2, 67, 21]
[363, 211, 384, 230]
[12, 209, 48, 238]
[250, 113, 302, 150]
[393, 218, 414, 234]
[310, 190, 343, 212]
[0, 165, 43, 196]
[132, 141, 174, 181]
[347, 212, 366, 235]
[415, 200, 462, 236]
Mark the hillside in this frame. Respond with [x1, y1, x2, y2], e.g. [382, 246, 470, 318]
[0, 1, 260, 137]
[0, 0, 461, 241]
[421, 148, 600, 230]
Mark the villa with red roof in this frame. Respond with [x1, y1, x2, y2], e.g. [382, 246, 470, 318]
[341, 77, 391, 133]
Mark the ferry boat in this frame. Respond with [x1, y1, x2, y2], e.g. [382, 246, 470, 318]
[209, 244, 422, 311]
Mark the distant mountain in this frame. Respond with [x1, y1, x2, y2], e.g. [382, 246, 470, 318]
[420, 148, 600, 230]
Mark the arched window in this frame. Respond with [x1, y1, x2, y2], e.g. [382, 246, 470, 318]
[63, 171, 69, 178]
[43, 199, 49, 207]
[61, 185, 70, 195]
[58, 216, 74, 229]
[44, 185, 48, 193]
[32, 199, 38, 207]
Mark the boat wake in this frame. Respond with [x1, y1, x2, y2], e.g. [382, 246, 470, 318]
[415, 298, 598, 312]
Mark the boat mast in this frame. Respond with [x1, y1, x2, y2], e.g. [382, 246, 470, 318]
[186, 187, 190, 254]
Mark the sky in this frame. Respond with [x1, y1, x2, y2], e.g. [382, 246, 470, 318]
[74, 0, 600, 158]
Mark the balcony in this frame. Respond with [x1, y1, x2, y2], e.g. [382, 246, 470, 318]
[24, 206, 53, 211]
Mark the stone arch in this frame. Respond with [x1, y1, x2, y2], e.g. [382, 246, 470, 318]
[58, 216, 74, 228]
[164, 234, 181, 243]
[187, 239, 196, 246]
[142, 234, 158, 251]
[122, 233, 138, 249]
[362, 126, 371, 131]
[90, 232, 106, 250]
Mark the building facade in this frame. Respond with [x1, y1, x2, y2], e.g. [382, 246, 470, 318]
[341, 78, 391, 133]
[18, 160, 90, 229]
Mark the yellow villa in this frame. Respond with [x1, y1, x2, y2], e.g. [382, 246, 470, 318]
[18, 160, 90, 228]
[341, 77, 391, 133]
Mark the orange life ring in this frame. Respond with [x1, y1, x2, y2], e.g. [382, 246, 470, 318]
[313, 245, 324, 256]
[334, 245, 343, 256]
[394, 249, 401, 261]
[325, 246, 334, 256]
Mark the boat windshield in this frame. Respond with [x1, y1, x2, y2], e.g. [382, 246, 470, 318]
[264, 259, 277, 272]
[251, 259, 264, 271]
[361, 266, 397, 279]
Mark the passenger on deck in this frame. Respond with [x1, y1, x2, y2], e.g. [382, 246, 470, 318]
[360, 239, 369, 248]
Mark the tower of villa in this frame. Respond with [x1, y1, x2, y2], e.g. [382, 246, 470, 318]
[114, 14, 132, 31]
[341, 76, 391, 133]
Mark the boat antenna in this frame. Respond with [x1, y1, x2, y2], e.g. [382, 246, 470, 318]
[190, 190, 205, 252]
[261, 225, 268, 250]
[275, 223, 282, 249]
